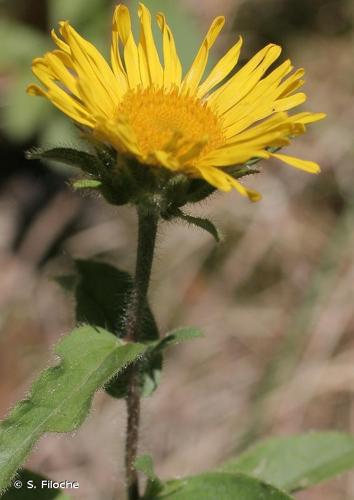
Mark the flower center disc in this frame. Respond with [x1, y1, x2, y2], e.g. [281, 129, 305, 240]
[117, 88, 225, 163]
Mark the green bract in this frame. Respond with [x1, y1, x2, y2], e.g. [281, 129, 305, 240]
[26, 146, 259, 214]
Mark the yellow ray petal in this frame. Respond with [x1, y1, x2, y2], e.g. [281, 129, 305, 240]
[31, 56, 97, 127]
[156, 13, 182, 88]
[47, 91, 94, 127]
[272, 92, 307, 112]
[221, 59, 293, 128]
[208, 131, 290, 162]
[181, 16, 225, 95]
[138, 3, 163, 87]
[222, 68, 307, 139]
[43, 52, 80, 98]
[277, 68, 305, 97]
[290, 112, 327, 124]
[152, 150, 180, 170]
[224, 116, 297, 146]
[208, 43, 282, 114]
[111, 6, 129, 93]
[228, 177, 262, 202]
[94, 115, 140, 157]
[27, 84, 46, 97]
[137, 44, 150, 88]
[52, 49, 74, 69]
[178, 138, 208, 164]
[32, 58, 55, 87]
[196, 165, 261, 201]
[197, 36, 243, 98]
[212, 45, 283, 116]
[200, 147, 270, 167]
[225, 112, 290, 140]
[59, 21, 122, 108]
[271, 152, 321, 173]
[114, 6, 142, 89]
[44, 82, 95, 127]
[196, 165, 232, 190]
[51, 28, 70, 54]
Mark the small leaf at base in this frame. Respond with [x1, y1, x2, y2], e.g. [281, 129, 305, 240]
[155, 327, 204, 351]
[135, 454, 164, 499]
[71, 179, 102, 190]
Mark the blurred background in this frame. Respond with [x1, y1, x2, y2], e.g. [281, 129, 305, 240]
[0, 0, 353, 498]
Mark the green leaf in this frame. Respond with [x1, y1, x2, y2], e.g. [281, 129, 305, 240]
[219, 432, 354, 493]
[154, 327, 203, 351]
[174, 209, 221, 242]
[106, 350, 162, 398]
[135, 455, 164, 498]
[0, 326, 146, 492]
[127, 327, 202, 399]
[75, 260, 148, 338]
[150, 472, 292, 500]
[71, 179, 102, 190]
[135, 455, 157, 481]
[73, 260, 160, 398]
[74, 259, 129, 334]
[2, 470, 71, 499]
[125, 327, 203, 399]
[26, 147, 102, 175]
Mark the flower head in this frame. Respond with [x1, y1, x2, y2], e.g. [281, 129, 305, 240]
[28, 3, 325, 202]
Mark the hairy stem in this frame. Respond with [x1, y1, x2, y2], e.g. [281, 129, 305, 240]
[124, 206, 158, 500]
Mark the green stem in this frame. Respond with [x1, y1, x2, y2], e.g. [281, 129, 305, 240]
[124, 206, 158, 500]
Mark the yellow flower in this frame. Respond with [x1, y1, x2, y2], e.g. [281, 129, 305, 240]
[28, 3, 325, 202]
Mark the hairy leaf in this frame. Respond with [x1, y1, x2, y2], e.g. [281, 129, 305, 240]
[75, 260, 158, 340]
[135, 455, 164, 498]
[219, 432, 354, 493]
[174, 209, 220, 242]
[154, 327, 203, 351]
[26, 148, 101, 175]
[0, 326, 146, 492]
[149, 472, 292, 500]
[75, 260, 131, 335]
[74, 260, 160, 398]
[135, 455, 156, 481]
